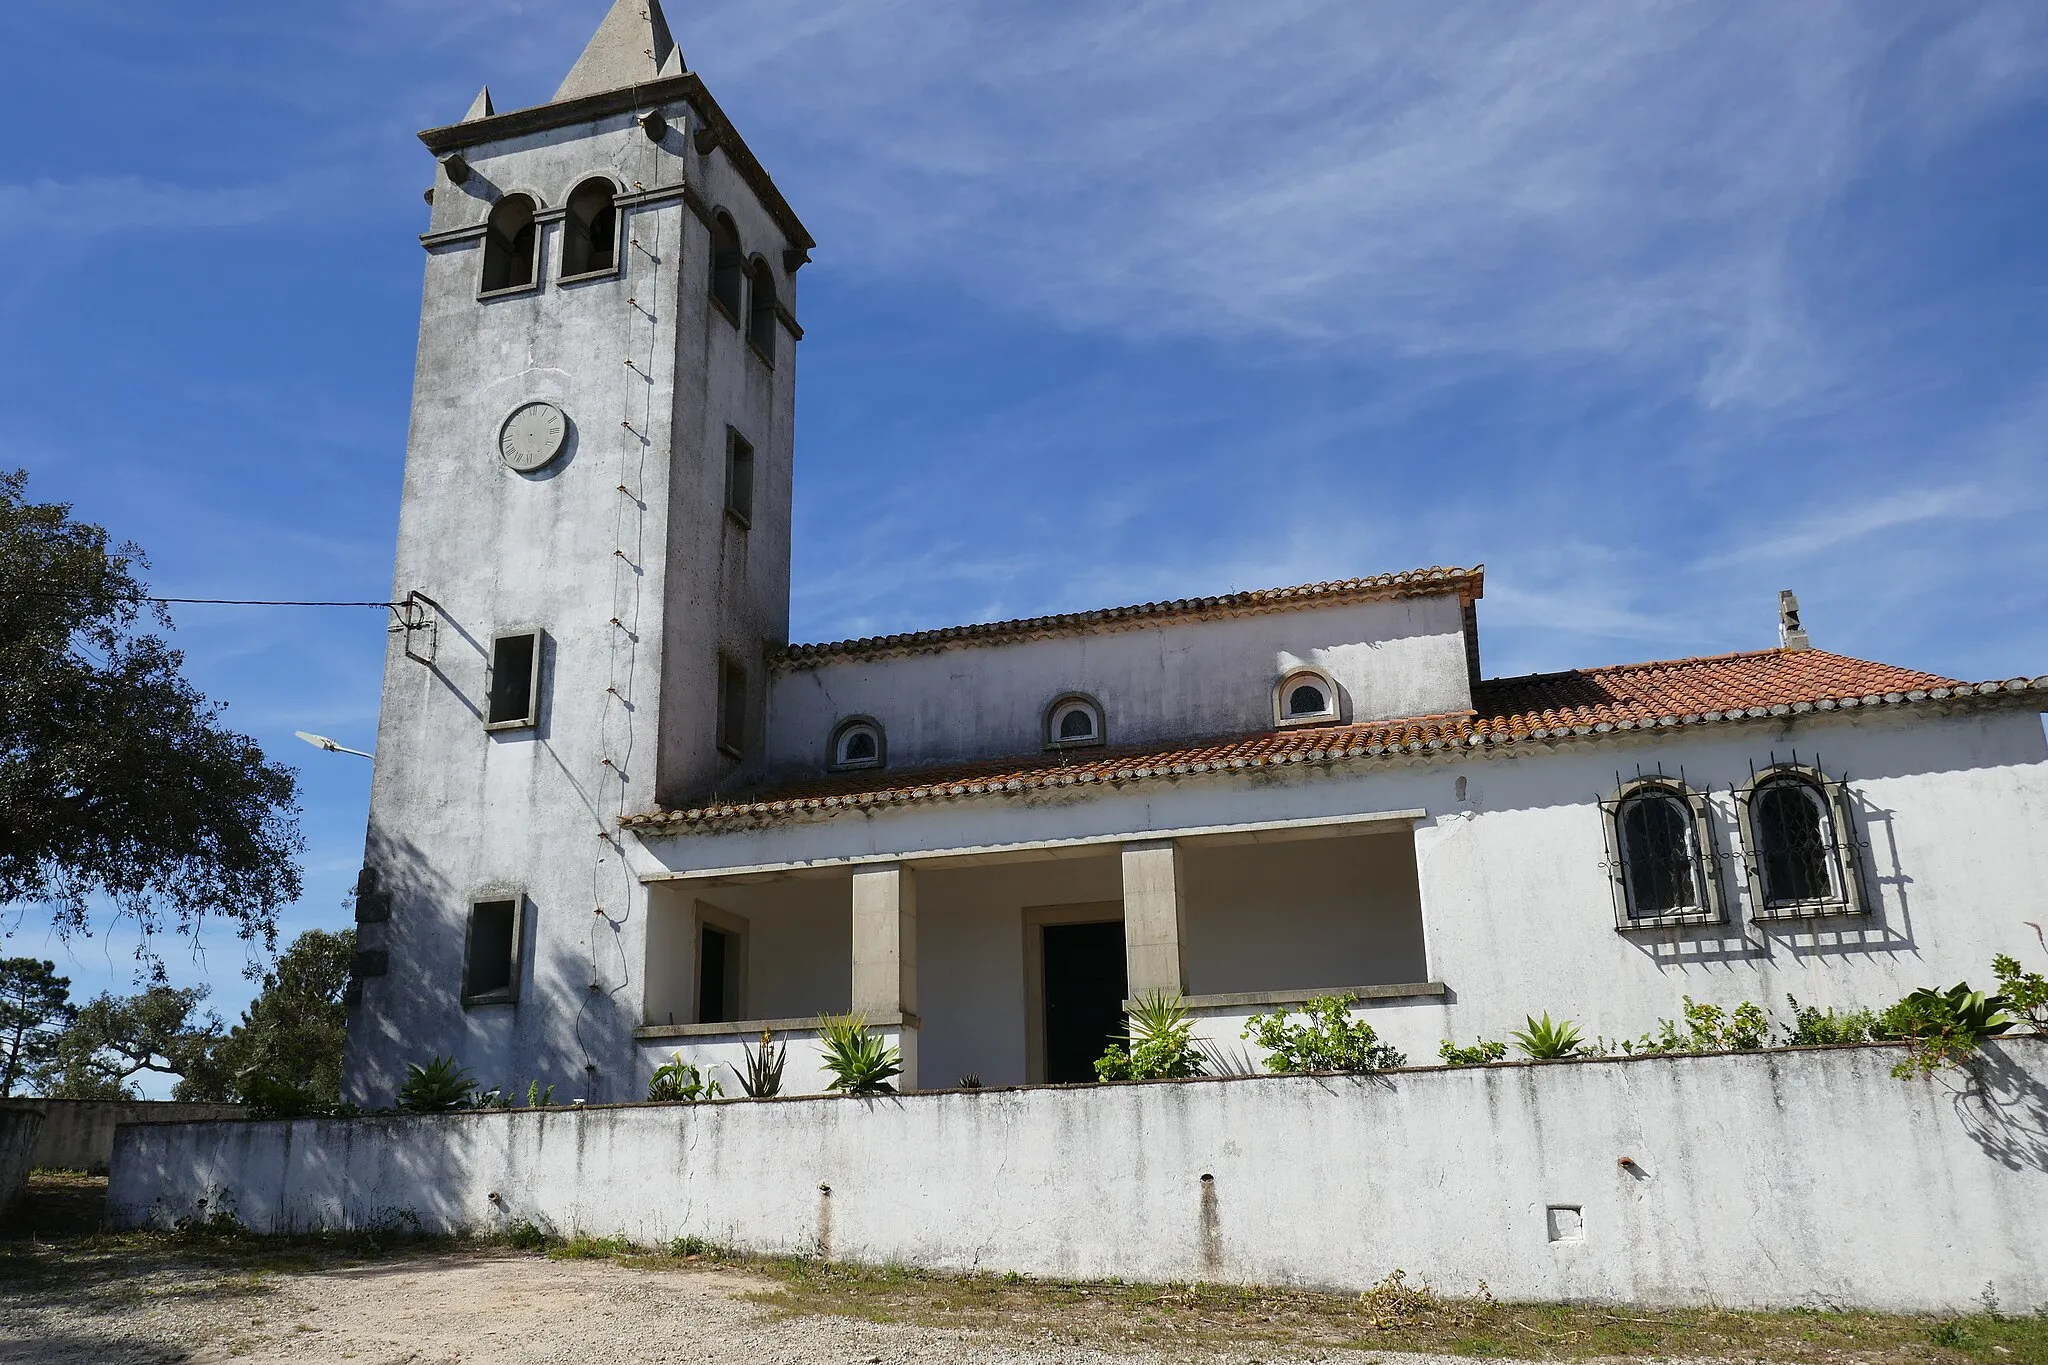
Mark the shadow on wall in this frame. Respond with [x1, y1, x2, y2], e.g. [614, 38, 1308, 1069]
[1953, 1042, 2048, 1174]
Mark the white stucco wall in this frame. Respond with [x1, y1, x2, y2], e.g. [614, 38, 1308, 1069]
[111, 1041, 2048, 1313]
[636, 706, 2048, 1070]
[765, 593, 1474, 775]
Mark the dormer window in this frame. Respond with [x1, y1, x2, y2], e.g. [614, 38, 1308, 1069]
[829, 717, 885, 771]
[1274, 668, 1339, 727]
[1045, 694, 1104, 750]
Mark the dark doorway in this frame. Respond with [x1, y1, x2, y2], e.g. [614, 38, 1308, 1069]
[698, 925, 732, 1024]
[1042, 920, 1128, 1084]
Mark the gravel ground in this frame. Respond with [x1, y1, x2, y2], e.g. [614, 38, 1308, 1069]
[0, 1250, 1512, 1365]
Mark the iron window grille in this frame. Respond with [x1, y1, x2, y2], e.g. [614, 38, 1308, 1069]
[1734, 757, 1868, 921]
[1598, 770, 1726, 931]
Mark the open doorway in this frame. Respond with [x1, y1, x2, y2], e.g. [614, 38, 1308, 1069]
[1040, 920, 1127, 1084]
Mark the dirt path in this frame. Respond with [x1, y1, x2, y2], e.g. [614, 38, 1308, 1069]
[0, 1249, 1489, 1365]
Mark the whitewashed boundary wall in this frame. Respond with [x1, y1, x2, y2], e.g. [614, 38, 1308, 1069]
[111, 1041, 2048, 1313]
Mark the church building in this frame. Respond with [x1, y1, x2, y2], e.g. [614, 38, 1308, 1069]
[341, 0, 2048, 1104]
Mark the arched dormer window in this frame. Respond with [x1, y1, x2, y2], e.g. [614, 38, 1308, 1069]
[481, 194, 540, 295]
[709, 212, 744, 321]
[829, 717, 885, 771]
[1044, 694, 1104, 750]
[1600, 776, 1722, 929]
[746, 256, 778, 362]
[1274, 668, 1339, 727]
[1736, 764, 1865, 919]
[561, 178, 619, 278]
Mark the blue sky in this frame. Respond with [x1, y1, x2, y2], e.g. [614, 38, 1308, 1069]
[3, 1, 2046, 1075]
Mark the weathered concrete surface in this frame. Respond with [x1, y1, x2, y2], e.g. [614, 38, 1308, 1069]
[110, 1040, 2048, 1313]
[0, 1100, 243, 1174]
[0, 1109, 46, 1214]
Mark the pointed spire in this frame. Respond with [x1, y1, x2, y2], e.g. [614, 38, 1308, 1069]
[554, 0, 680, 103]
[462, 86, 495, 123]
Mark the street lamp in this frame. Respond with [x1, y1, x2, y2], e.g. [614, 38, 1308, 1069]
[294, 730, 374, 759]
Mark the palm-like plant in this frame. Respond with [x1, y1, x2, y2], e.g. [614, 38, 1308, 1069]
[397, 1056, 475, 1112]
[1511, 1013, 1585, 1061]
[647, 1053, 723, 1102]
[738, 1028, 787, 1098]
[816, 1014, 902, 1094]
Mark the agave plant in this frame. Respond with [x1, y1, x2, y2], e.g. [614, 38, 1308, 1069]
[647, 1053, 724, 1102]
[1510, 1013, 1585, 1061]
[1096, 991, 1208, 1081]
[397, 1056, 476, 1112]
[1888, 982, 2016, 1078]
[738, 1028, 787, 1098]
[817, 1014, 902, 1094]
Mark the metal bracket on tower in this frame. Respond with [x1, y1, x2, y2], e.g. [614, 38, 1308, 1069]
[390, 589, 441, 665]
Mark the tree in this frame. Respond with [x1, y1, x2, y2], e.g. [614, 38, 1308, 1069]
[0, 958, 73, 1097]
[0, 470, 304, 968]
[183, 928, 354, 1110]
[41, 986, 223, 1099]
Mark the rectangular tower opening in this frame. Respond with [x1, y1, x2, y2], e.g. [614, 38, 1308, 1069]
[717, 657, 748, 757]
[464, 897, 522, 1004]
[725, 429, 755, 527]
[486, 632, 540, 729]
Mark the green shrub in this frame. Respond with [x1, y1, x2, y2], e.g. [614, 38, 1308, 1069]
[1883, 982, 2014, 1078]
[1096, 992, 1207, 1081]
[1780, 996, 1877, 1046]
[1625, 997, 1771, 1054]
[1510, 1013, 1584, 1061]
[817, 1014, 903, 1094]
[237, 1070, 325, 1119]
[1437, 1037, 1507, 1067]
[1993, 953, 2048, 1031]
[397, 1056, 474, 1112]
[504, 1220, 549, 1250]
[647, 1054, 723, 1102]
[1244, 994, 1406, 1074]
[527, 1080, 554, 1108]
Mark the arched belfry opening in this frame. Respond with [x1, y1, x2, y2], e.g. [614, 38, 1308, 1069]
[481, 194, 539, 293]
[746, 257, 778, 362]
[710, 213, 745, 321]
[562, 179, 619, 278]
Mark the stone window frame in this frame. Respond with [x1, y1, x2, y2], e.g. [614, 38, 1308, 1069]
[462, 890, 527, 1007]
[828, 715, 886, 772]
[483, 628, 545, 732]
[557, 174, 626, 284]
[1043, 692, 1106, 751]
[478, 191, 547, 301]
[1734, 762, 1868, 921]
[1598, 774, 1725, 931]
[1273, 666, 1342, 728]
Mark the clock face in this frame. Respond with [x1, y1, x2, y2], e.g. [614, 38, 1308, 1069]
[499, 401, 568, 472]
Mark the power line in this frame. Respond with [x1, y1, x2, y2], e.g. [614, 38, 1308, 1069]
[2, 589, 394, 608]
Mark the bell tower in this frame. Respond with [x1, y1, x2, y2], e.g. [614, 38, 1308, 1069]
[344, 0, 813, 1104]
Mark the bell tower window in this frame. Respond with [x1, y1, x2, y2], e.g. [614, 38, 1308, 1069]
[480, 194, 540, 295]
[709, 212, 745, 322]
[561, 178, 619, 279]
[746, 257, 778, 363]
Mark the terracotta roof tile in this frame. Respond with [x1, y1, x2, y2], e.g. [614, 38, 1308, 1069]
[772, 565, 1483, 667]
[626, 649, 2045, 831]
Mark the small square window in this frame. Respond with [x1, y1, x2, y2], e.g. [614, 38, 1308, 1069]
[463, 896, 524, 1005]
[716, 657, 747, 758]
[725, 429, 755, 528]
[486, 632, 541, 729]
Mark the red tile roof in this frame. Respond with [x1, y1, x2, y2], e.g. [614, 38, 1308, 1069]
[771, 565, 1484, 667]
[625, 649, 2045, 832]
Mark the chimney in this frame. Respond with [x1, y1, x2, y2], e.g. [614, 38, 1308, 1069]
[1778, 590, 1812, 653]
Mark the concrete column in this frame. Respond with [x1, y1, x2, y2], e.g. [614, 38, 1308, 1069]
[1120, 840, 1187, 999]
[850, 863, 918, 1090]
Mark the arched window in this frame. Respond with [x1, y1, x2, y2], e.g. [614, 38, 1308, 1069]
[1274, 668, 1339, 726]
[1601, 778, 1720, 929]
[709, 213, 744, 321]
[480, 194, 539, 294]
[1736, 765, 1865, 920]
[829, 718, 885, 771]
[561, 178, 619, 278]
[746, 256, 778, 362]
[1045, 694, 1104, 749]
